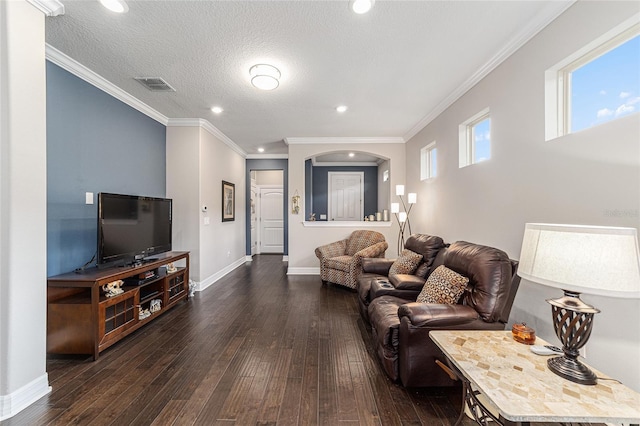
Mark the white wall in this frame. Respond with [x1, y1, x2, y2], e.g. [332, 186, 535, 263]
[405, 1, 640, 391]
[166, 125, 246, 289]
[287, 142, 405, 273]
[166, 126, 201, 278]
[0, 1, 51, 419]
[255, 170, 283, 186]
[198, 127, 246, 284]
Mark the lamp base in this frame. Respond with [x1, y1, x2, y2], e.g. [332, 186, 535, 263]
[547, 355, 597, 385]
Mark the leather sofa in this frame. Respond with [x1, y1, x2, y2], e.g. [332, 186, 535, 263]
[359, 235, 520, 387]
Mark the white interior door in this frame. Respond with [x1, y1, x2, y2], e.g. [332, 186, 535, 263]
[328, 172, 364, 221]
[259, 185, 284, 253]
[250, 182, 258, 255]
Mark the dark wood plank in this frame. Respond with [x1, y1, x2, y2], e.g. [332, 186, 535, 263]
[2, 254, 550, 426]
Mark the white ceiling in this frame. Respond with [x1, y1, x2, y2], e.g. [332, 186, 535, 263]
[45, 0, 573, 156]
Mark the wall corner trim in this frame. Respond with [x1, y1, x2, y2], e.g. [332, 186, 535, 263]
[402, 0, 576, 142]
[284, 137, 405, 145]
[0, 374, 51, 421]
[166, 118, 246, 158]
[287, 267, 320, 275]
[45, 44, 169, 125]
[27, 0, 65, 16]
[195, 257, 246, 292]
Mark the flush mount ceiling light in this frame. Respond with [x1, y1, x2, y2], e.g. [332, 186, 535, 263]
[100, 0, 129, 13]
[350, 0, 374, 14]
[249, 64, 281, 91]
[211, 106, 223, 114]
[336, 105, 348, 113]
[258, 148, 265, 153]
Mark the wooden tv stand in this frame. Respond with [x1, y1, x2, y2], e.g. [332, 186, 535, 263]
[47, 251, 189, 360]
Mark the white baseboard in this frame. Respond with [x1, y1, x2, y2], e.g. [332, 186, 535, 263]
[287, 266, 320, 275]
[245, 255, 253, 262]
[195, 257, 246, 292]
[0, 373, 51, 421]
[282, 255, 289, 262]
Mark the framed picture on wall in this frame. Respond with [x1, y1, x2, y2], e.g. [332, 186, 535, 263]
[222, 180, 235, 222]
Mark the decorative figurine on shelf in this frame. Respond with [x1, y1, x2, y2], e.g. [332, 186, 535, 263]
[150, 299, 162, 313]
[102, 280, 124, 297]
[166, 262, 177, 273]
[309, 213, 316, 221]
[138, 305, 151, 320]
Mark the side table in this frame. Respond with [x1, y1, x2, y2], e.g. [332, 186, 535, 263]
[430, 330, 640, 425]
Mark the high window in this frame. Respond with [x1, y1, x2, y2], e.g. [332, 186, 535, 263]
[459, 108, 491, 168]
[420, 142, 437, 180]
[546, 19, 639, 140]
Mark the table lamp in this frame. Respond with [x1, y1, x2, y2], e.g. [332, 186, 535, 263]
[517, 223, 640, 385]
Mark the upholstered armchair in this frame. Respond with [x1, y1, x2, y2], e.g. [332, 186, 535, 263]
[315, 230, 388, 290]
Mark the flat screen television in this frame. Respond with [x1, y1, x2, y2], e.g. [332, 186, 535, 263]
[97, 192, 172, 267]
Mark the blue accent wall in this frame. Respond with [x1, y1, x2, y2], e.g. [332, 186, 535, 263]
[46, 62, 166, 276]
[310, 166, 378, 220]
[245, 159, 289, 255]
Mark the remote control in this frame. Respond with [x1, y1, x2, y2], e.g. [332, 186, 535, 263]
[530, 345, 562, 356]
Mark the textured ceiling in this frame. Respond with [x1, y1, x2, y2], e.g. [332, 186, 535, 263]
[45, 0, 572, 156]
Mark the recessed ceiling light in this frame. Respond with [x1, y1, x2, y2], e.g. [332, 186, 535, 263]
[211, 106, 223, 114]
[349, 152, 355, 157]
[350, 0, 374, 14]
[249, 64, 281, 91]
[258, 148, 265, 153]
[336, 105, 348, 113]
[100, 0, 129, 13]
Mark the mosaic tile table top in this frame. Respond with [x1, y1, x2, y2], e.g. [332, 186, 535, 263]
[430, 330, 640, 423]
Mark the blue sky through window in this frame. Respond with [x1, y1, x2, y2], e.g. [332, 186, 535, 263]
[570, 35, 640, 133]
[473, 118, 491, 163]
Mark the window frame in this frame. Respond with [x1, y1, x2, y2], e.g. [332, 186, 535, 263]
[458, 108, 491, 168]
[420, 141, 437, 180]
[545, 17, 640, 141]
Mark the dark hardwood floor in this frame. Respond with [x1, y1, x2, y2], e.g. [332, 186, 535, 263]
[5, 255, 476, 425]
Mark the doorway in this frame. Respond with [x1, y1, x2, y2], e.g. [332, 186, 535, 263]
[250, 170, 284, 255]
[258, 185, 284, 253]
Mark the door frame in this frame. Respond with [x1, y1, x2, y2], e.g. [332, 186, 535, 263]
[327, 171, 364, 221]
[257, 184, 284, 254]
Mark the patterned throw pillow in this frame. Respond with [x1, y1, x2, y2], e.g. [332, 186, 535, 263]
[416, 265, 469, 304]
[389, 249, 423, 275]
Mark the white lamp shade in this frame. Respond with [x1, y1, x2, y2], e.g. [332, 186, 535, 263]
[391, 203, 400, 214]
[518, 223, 640, 298]
[395, 185, 404, 196]
[408, 193, 417, 204]
[398, 212, 407, 223]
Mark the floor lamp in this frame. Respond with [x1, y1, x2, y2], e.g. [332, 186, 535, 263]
[391, 185, 416, 255]
[517, 223, 640, 385]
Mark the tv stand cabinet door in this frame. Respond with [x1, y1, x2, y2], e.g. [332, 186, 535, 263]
[98, 289, 139, 348]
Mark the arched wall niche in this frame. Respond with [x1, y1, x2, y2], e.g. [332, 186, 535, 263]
[304, 150, 391, 222]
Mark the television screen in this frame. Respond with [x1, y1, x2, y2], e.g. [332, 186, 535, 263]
[98, 193, 172, 266]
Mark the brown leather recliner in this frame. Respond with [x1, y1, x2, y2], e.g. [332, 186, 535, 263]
[367, 240, 520, 387]
[358, 234, 447, 323]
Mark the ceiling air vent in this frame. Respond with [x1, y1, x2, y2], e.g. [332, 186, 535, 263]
[134, 77, 176, 92]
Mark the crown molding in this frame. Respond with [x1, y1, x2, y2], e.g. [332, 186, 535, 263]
[311, 161, 379, 167]
[284, 137, 404, 145]
[27, 0, 64, 16]
[166, 118, 246, 157]
[246, 154, 289, 159]
[45, 44, 244, 157]
[403, 0, 576, 142]
[45, 44, 169, 125]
